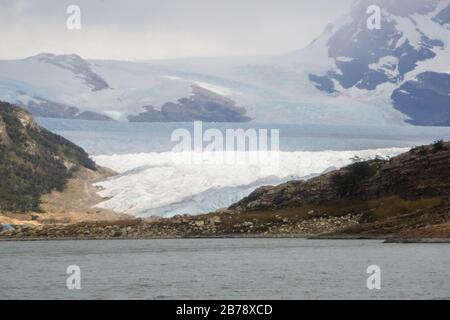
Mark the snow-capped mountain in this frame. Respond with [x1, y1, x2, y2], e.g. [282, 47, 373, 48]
[304, 0, 450, 126]
[309, 0, 444, 91]
[0, 0, 449, 125]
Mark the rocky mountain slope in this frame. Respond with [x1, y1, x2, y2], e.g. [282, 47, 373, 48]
[305, 0, 450, 126]
[308, 0, 447, 91]
[392, 71, 450, 126]
[0, 101, 96, 212]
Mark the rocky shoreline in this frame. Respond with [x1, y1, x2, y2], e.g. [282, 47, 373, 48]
[1, 211, 449, 243]
[0, 212, 363, 241]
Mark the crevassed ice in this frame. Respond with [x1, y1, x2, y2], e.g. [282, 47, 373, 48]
[92, 148, 406, 218]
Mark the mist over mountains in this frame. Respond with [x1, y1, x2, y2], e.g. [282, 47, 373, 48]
[0, 0, 449, 125]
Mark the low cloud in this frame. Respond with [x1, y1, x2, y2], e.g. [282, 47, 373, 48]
[0, 0, 354, 60]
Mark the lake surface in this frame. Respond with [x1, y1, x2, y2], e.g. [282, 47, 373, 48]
[36, 118, 450, 154]
[1, 239, 449, 300]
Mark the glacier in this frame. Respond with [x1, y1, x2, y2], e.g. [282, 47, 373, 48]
[92, 148, 406, 217]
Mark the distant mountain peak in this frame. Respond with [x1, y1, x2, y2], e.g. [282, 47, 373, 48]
[308, 0, 447, 92]
[303, 0, 450, 125]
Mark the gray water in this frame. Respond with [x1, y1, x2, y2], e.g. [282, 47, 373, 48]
[36, 118, 450, 155]
[1, 239, 449, 300]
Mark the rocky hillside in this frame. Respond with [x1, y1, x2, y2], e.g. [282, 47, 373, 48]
[229, 141, 450, 236]
[0, 101, 96, 212]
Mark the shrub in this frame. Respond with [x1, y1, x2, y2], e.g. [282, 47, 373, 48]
[332, 160, 377, 197]
[417, 146, 428, 156]
[432, 140, 445, 153]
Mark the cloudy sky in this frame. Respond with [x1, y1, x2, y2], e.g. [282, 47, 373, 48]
[0, 0, 354, 61]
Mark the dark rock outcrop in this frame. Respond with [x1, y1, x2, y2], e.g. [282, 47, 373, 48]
[128, 85, 252, 123]
[16, 95, 114, 121]
[127, 105, 167, 122]
[434, 3, 450, 25]
[75, 111, 115, 121]
[391, 72, 450, 126]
